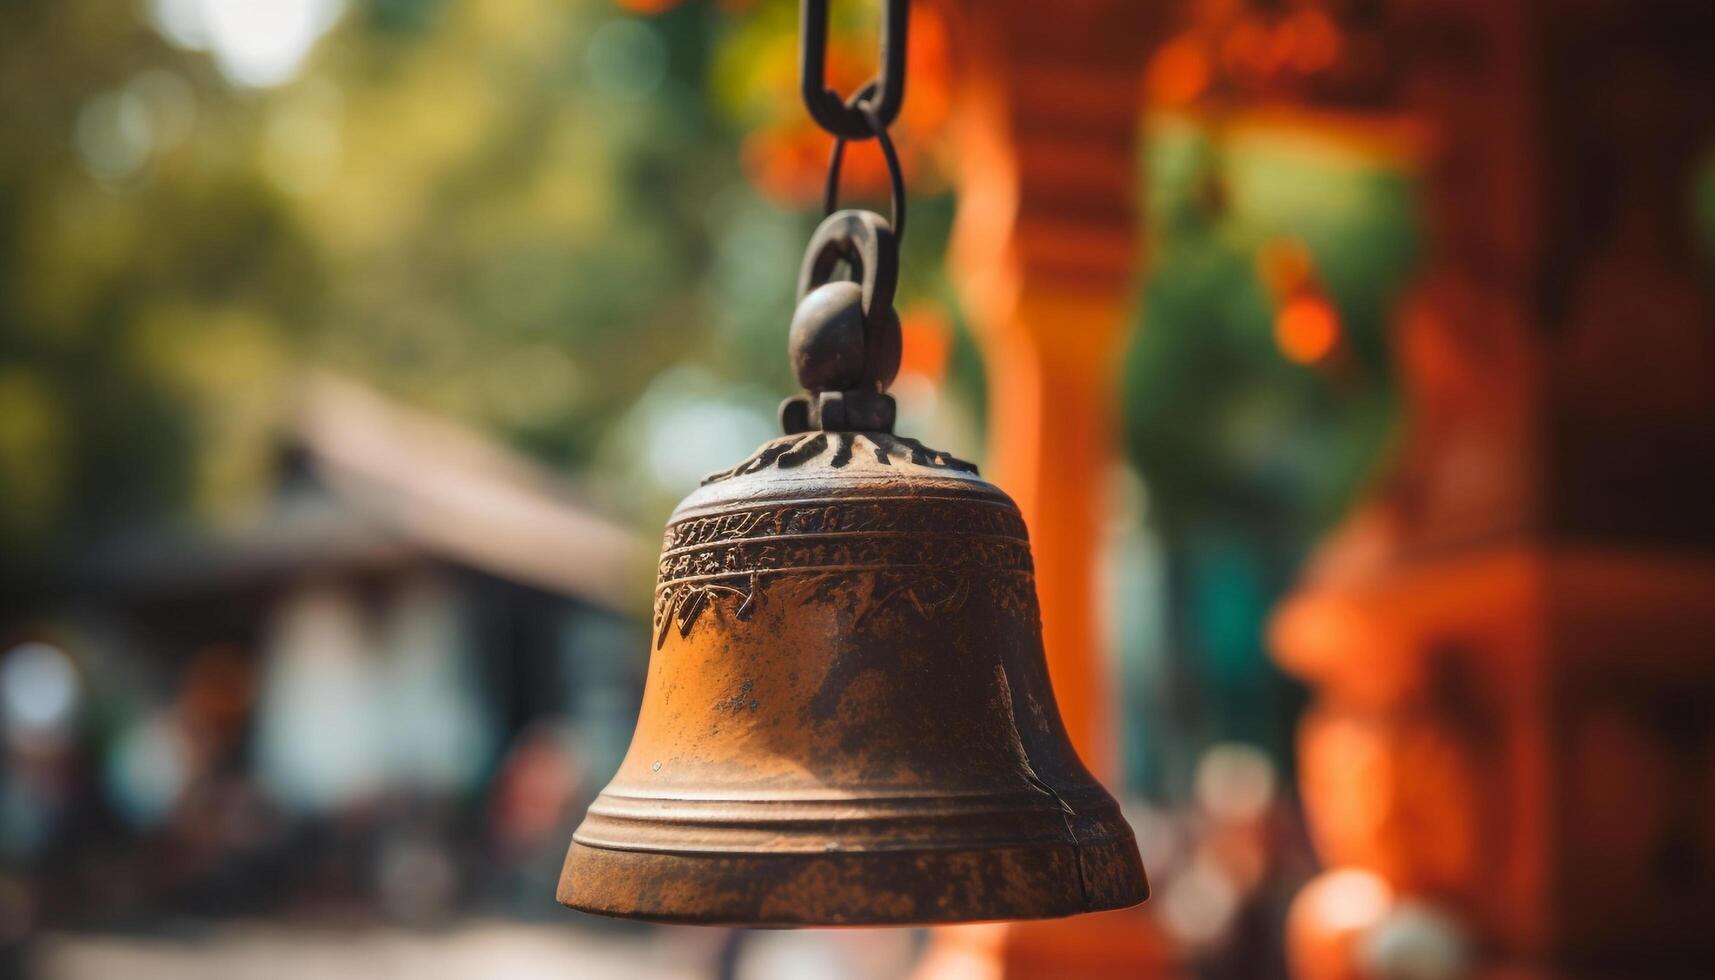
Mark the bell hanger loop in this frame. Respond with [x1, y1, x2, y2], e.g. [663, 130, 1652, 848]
[822, 89, 906, 242]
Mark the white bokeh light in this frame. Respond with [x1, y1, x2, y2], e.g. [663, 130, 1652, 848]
[1358, 901, 1472, 980]
[74, 90, 154, 183]
[148, 0, 347, 88]
[626, 365, 778, 493]
[1194, 741, 1279, 825]
[0, 643, 79, 738]
[254, 584, 386, 813]
[105, 712, 190, 827]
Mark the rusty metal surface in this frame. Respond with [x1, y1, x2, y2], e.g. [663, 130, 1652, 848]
[557, 430, 1148, 925]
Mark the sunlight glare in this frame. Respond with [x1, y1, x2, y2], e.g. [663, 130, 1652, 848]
[149, 0, 347, 88]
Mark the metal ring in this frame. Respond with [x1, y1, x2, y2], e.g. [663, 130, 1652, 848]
[797, 209, 899, 320]
[800, 0, 908, 140]
[822, 98, 906, 243]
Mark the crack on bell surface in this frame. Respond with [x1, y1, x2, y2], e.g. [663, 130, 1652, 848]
[991, 663, 1090, 910]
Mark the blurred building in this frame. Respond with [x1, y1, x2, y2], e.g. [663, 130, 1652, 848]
[22, 375, 647, 925]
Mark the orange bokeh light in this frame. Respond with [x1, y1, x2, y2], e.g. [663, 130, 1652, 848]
[1147, 38, 1212, 106]
[613, 0, 683, 14]
[1275, 296, 1341, 365]
[899, 304, 952, 382]
[1286, 9, 1343, 74]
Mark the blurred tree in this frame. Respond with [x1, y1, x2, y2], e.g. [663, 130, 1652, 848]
[0, 0, 969, 625]
[1120, 119, 1416, 791]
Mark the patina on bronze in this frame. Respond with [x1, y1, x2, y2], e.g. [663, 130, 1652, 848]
[556, 0, 1145, 925]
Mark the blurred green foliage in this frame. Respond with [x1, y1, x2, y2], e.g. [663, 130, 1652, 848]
[1131, 120, 1412, 537]
[0, 0, 958, 612]
[1121, 119, 1415, 774]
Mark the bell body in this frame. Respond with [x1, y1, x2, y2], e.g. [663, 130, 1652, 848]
[558, 430, 1148, 926]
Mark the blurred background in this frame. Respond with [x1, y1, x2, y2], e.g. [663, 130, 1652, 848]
[1, 0, 1711, 977]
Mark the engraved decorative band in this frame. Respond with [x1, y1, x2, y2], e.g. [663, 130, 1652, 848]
[664, 495, 1027, 552]
[658, 533, 1032, 587]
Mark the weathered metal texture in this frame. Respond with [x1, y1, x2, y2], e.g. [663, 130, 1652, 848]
[558, 430, 1148, 925]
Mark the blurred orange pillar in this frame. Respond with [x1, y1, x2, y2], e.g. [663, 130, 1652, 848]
[915, 2, 1179, 977]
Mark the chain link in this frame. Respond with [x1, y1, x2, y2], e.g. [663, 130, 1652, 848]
[822, 94, 906, 243]
[784, 0, 911, 434]
[799, 0, 908, 141]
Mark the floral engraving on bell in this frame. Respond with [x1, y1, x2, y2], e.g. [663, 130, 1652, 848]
[663, 496, 1025, 549]
[650, 489, 1039, 648]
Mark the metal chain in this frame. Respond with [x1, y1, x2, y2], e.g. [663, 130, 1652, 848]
[783, 0, 910, 435]
[799, 0, 908, 141]
[822, 96, 906, 243]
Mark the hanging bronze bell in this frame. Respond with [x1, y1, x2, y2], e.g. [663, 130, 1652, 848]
[555, 208, 1149, 926]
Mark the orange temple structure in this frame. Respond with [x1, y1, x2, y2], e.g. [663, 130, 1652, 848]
[917, 1, 1177, 977]
[923, 0, 1715, 977]
[1267, 1, 1715, 977]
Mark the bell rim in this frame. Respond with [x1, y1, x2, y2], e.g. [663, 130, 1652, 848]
[557, 834, 1149, 927]
[569, 783, 1132, 856]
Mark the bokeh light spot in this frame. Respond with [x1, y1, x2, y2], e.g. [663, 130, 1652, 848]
[74, 90, 154, 183]
[1307, 867, 1394, 933]
[0, 643, 79, 739]
[262, 80, 344, 196]
[1160, 856, 1242, 947]
[1194, 741, 1278, 825]
[1275, 296, 1340, 364]
[148, 0, 347, 88]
